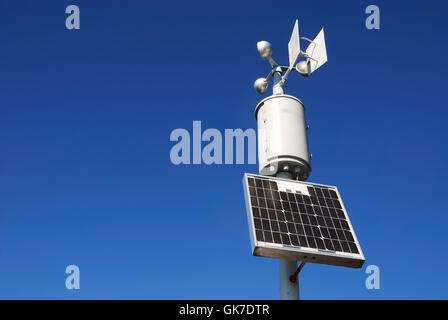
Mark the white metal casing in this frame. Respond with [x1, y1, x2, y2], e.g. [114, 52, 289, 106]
[255, 94, 311, 180]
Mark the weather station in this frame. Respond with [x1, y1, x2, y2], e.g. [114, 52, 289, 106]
[243, 19, 365, 300]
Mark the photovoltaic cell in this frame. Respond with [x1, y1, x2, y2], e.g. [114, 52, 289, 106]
[243, 173, 365, 268]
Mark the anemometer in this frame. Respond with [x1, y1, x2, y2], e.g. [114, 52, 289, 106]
[253, 20, 328, 95]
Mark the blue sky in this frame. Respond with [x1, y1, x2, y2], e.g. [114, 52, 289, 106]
[0, 0, 447, 299]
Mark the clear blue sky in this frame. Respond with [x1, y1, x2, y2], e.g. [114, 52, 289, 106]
[1, 0, 447, 299]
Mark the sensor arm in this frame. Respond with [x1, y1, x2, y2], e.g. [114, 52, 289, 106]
[281, 67, 294, 84]
[268, 56, 279, 68]
[281, 52, 303, 84]
[299, 37, 315, 61]
[265, 69, 275, 82]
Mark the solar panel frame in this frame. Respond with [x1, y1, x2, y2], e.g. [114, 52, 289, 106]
[243, 173, 365, 268]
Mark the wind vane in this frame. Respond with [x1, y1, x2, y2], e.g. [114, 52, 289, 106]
[254, 20, 328, 95]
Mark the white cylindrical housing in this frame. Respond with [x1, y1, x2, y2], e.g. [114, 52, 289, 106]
[255, 94, 311, 180]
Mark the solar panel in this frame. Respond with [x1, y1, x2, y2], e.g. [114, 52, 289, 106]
[243, 173, 365, 268]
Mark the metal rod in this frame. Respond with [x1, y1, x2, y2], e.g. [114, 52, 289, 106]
[272, 67, 284, 95]
[290, 262, 306, 283]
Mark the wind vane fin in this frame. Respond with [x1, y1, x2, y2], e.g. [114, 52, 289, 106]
[288, 19, 300, 68]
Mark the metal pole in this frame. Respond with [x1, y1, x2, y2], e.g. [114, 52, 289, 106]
[276, 171, 300, 300]
[262, 70, 300, 300]
[272, 67, 284, 95]
[253, 21, 326, 300]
